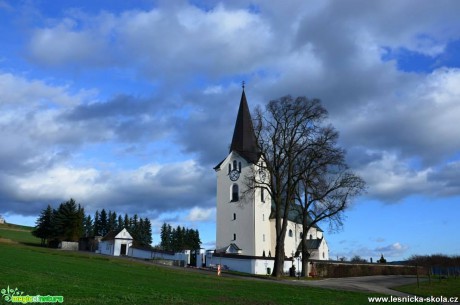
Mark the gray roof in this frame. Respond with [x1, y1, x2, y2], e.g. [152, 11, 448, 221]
[229, 89, 261, 164]
[215, 243, 242, 254]
[269, 202, 323, 232]
[305, 238, 323, 249]
[296, 237, 324, 254]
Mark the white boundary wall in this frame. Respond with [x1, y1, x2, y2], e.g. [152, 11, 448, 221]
[128, 247, 190, 264]
[205, 253, 311, 275]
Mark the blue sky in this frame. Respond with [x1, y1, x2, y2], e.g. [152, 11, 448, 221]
[1, 0, 459, 261]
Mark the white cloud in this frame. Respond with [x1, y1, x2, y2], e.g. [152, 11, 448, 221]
[185, 207, 215, 222]
[1, 0, 460, 221]
[375, 242, 409, 257]
[0, 159, 215, 216]
[0, 72, 91, 107]
[28, 18, 110, 67]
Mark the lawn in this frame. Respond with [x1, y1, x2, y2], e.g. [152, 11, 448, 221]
[393, 276, 460, 299]
[0, 226, 434, 305]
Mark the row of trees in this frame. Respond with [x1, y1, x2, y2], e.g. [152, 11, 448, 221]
[408, 254, 460, 267]
[32, 199, 152, 246]
[247, 96, 366, 277]
[88, 209, 152, 246]
[159, 223, 201, 252]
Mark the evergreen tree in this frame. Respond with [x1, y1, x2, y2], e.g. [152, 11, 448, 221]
[131, 214, 139, 239]
[137, 218, 145, 243]
[100, 209, 108, 236]
[158, 222, 200, 251]
[123, 213, 129, 229]
[108, 210, 117, 232]
[93, 210, 101, 236]
[52, 199, 82, 242]
[143, 218, 153, 245]
[160, 222, 170, 250]
[83, 215, 93, 237]
[77, 204, 85, 238]
[117, 215, 124, 230]
[32, 205, 54, 246]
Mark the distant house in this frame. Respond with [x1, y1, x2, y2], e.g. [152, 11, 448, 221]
[0, 215, 4, 224]
[98, 228, 133, 256]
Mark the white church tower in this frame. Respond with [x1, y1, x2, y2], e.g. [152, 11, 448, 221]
[214, 88, 272, 257]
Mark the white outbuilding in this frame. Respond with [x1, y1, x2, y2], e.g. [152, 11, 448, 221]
[98, 228, 133, 256]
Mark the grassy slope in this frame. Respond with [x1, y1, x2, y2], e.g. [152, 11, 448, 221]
[0, 224, 433, 305]
[0, 223, 40, 244]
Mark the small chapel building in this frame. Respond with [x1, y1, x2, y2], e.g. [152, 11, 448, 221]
[212, 88, 329, 274]
[98, 228, 133, 256]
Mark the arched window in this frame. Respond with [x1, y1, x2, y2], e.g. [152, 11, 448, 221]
[228, 164, 231, 174]
[300, 232, 303, 239]
[310, 234, 313, 240]
[233, 213, 236, 220]
[231, 184, 239, 202]
[233, 233, 236, 241]
[233, 160, 237, 170]
[261, 188, 265, 202]
[288, 229, 293, 237]
[238, 162, 241, 172]
[322, 252, 325, 259]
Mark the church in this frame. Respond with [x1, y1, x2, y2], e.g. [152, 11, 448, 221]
[213, 88, 329, 270]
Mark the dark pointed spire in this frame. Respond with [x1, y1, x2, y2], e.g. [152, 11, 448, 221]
[229, 87, 260, 163]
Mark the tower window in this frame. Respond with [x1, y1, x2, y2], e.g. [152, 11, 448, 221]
[300, 232, 303, 239]
[261, 188, 265, 202]
[310, 234, 313, 240]
[233, 213, 236, 220]
[228, 164, 231, 174]
[288, 229, 293, 237]
[233, 160, 237, 170]
[233, 233, 236, 241]
[238, 162, 241, 172]
[231, 184, 239, 202]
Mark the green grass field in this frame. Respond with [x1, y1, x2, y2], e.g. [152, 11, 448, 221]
[0, 224, 435, 305]
[393, 276, 460, 298]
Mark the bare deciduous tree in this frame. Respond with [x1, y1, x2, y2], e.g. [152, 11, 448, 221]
[294, 125, 365, 276]
[249, 96, 330, 277]
[246, 95, 365, 278]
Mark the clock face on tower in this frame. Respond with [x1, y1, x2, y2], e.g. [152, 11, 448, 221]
[229, 169, 240, 181]
[258, 169, 266, 182]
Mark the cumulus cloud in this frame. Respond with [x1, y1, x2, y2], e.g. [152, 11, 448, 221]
[1, 0, 460, 223]
[331, 241, 409, 261]
[185, 207, 215, 222]
[0, 160, 215, 217]
[375, 242, 409, 257]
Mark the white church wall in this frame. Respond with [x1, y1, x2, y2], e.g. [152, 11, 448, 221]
[216, 152, 256, 255]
